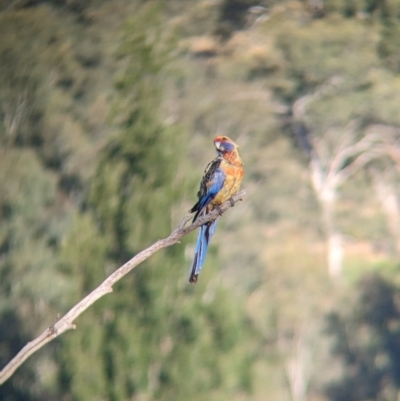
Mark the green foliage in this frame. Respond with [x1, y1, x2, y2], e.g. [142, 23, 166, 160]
[0, 150, 71, 400]
[276, 17, 378, 94]
[378, 19, 400, 73]
[323, 274, 400, 401]
[91, 3, 173, 256]
[0, 8, 51, 147]
[0, 150, 72, 316]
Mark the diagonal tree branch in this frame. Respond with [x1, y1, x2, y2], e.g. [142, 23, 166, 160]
[0, 190, 246, 385]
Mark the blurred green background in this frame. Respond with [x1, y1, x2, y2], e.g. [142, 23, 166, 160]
[2, 0, 400, 400]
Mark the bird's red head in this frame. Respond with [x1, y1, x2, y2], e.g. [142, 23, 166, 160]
[214, 135, 237, 154]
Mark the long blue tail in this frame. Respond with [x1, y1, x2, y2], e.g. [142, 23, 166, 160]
[188, 220, 217, 283]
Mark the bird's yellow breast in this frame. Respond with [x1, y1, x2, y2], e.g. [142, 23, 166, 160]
[210, 160, 244, 207]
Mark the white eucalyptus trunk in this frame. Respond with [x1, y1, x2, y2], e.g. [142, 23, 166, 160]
[320, 188, 343, 278]
[371, 169, 400, 254]
[310, 155, 343, 278]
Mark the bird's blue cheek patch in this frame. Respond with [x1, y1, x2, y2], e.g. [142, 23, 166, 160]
[222, 142, 235, 152]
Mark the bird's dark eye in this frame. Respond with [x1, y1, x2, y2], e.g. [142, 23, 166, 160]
[222, 136, 227, 141]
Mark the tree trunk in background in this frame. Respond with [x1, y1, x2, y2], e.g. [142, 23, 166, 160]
[310, 154, 343, 278]
[370, 168, 400, 254]
[320, 188, 343, 278]
[279, 323, 312, 401]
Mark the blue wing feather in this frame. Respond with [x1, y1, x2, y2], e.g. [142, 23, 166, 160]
[191, 162, 226, 222]
[197, 171, 225, 209]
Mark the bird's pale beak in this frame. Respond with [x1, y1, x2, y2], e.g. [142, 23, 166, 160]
[215, 141, 221, 150]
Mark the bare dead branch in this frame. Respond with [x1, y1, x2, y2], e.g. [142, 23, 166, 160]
[327, 131, 380, 182]
[3, 92, 28, 142]
[0, 189, 246, 385]
[332, 146, 387, 187]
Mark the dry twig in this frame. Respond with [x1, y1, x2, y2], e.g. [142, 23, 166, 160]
[0, 189, 246, 385]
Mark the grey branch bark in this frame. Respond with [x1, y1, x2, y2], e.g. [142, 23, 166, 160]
[0, 190, 246, 385]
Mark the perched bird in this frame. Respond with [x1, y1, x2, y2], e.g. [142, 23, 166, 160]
[189, 135, 244, 283]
